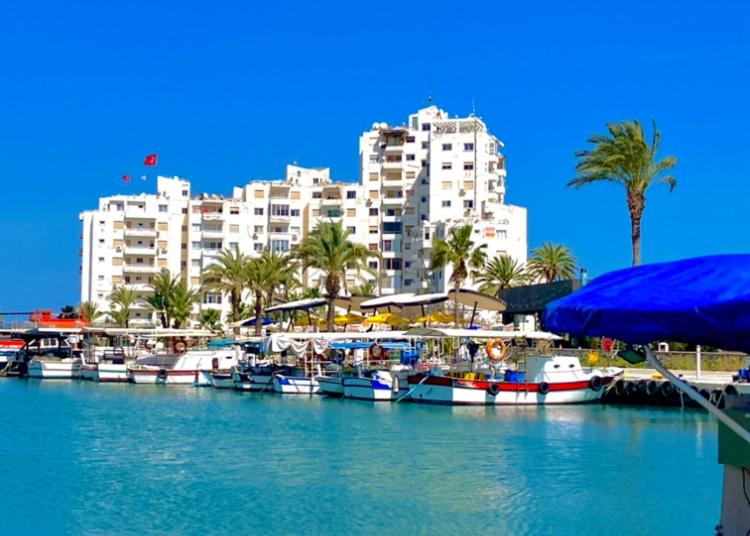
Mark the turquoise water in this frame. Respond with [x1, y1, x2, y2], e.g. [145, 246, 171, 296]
[1, 380, 719, 535]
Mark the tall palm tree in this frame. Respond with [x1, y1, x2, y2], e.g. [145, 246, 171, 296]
[148, 269, 180, 328]
[259, 250, 296, 308]
[430, 224, 487, 326]
[350, 281, 376, 297]
[108, 285, 136, 328]
[476, 255, 527, 296]
[78, 301, 102, 324]
[569, 120, 677, 265]
[295, 220, 378, 331]
[202, 249, 250, 324]
[199, 309, 222, 332]
[245, 256, 269, 337]
[169, 283, 201, 329]
[527, 243, 577, 283]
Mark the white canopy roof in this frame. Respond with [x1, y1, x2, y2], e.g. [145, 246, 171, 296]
[83, 327, 216, 338]
[447, 288, 506, 312]
[265, 331, 408, 341]
[401, 327, 561, 340]
[264, 298, 328, 313]
[360, 292, 448, 309]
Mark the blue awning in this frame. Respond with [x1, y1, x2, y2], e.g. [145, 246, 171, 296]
[239, 317, 274, 327]
[542, 255, 750, 353]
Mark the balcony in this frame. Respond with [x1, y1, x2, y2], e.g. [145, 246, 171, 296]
[201, 229, 224, 239]
[124, 247, 156, 256]
[123, 264, 158, 274]
[202, 213, 224, 221]
[124, 283, 153, 292]
[382, 196, 405, 205]
[124, 228, 157, 238]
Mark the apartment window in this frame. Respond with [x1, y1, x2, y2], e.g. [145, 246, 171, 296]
[192, 223, 201, 232]
[421, 214, 428, 221]
[420, 196, 427, 203]
[369, 172, 379, 181]
[346, 190, 357, 199]
[271, 205, 290, 216]
[406, 136, 415, 143]
[385, 208, 400, 217]
[229, 242, 238, 250]
[369, 208, 378, 216]
[368, 244, 378, 251]
[404, 279, 413, 286]
[97, 275, 104, 281]
[404, 207, 415, 215]
[254, 225, 264, 233]
[291, 209, 300, 217]
[421, 142, 428, 149]
[230, 207, 240, 215]
[229, 224, 239, 233]
[182, 208, 188, 214]
[404, 261, 412, 269]
[384, 258, 402, 270]
[181, 190, 188, 196]
[464, 162, 474, 170]
[312, 192, 322, 198]
[272, 225, 284, 233]
[191, 259, 201, 267]
[383, 240, 393, 252]
[442, 143, 452, 151]
[497, 230, 508, 239]
[327, 210, 341, 218]
[464, 200, 474, 209]
[406, 171, 416, 179]
[254, 208, 264, 215]
[442, 162, 452, 170]
[181, 243, 187, 249]
[158, 205, 167, 213]
[270, 239, 289, 252]
[369, 226, 378, 234]
[424, 231, 430, 239]
[369, 191, 379, 200]
[383, 222, 402, 234]
[347, 226, 356, 234]
[368, 260, 378, 269]
[98, 239, 105, 244]
[254, 243, 264, 252]
[441, 181, 452, 190]
[192, 241, 201, 249]
[369, 154, 378, 162]
[441, 200, 452, 207]
[98, 257, 105, 262]
[464, 143, 474, 151]
[422, 123, 431, 131]
[405, 154, 415, 161]
[203, 293, 223, 304]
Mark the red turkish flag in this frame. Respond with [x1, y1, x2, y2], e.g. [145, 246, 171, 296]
[144, 153, 158, 166]
[122, 175, 131, 183]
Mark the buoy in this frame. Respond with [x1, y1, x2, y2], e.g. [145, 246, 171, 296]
[613, 379, 626, 397]
[537, 382, 551, 395]
[486, 382, 500, 396]
[157, 368, 168, 381]
[645, 380, 658, 397]
[660, 381, 676, 397]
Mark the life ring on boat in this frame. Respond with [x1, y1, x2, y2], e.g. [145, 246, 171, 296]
[172, 338, 188, 355]
[537, 381, 551, 395]
[485, 338, 509, 362]
[486, 382, 500, 396]
[369, 345, 384, 360]
[157, 368, 168, 380]
[588, 375, 603, 392]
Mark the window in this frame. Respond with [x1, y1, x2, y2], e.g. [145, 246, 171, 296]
[464, 200, 474, 209]
[203, 293, 223, 304]
[327, 210, 341, 218]
[406, 171, 416, 179]
[424, 230, 430, 239]
[191, 259, 201, 267]
[182, 208, 188, 214]
[347, 190, 357, 199]
[369, 154, 378, 162]
[441, 200, 452, 207]
[464, 162, 474, 170]
[98, 239, 105, 244]
[368, 260, 378, 269]
[405, 154, 415, 161]
[181, 243, 187, 249]
[464, 143, 474, 151]
[497, 230, 508, 239]
[254, 225, 264, 233]
[442, 162, 452, 170]
[369, 226, 378, 234]
[369, 208, 378, 216]
[421, 142, 429, 149]
[230, 207, 240, 215]
[254, 208, 264, 215]
[97, 275, 104, 281]
[159, 205, 168, 213]
[421, 159, 427, 167]
[404, 279, 413, 286]
[291, 209, 300, 217]
[384, 258, 402, 270]
[271, 205, 290, 216]
[382, 222, 402, 234]
[229, 224, 240, 233]
[441, 181, 452, 190]
[369, 172, 379, 181]
[181, 190, 188, 196]
[98, 257, 105, 262]
[254, 243, 264, 252]
[442, 143, 452, 151]
[369, 244, 378, 251]
[421, 214, 428, 221]
[270, 239, 289, 252]
[312, 191, 322, 198]
[192, 241, 201, 249]
[422, 123, 431, 131]
[406, 136, 415, 143]
[369, 190, 379, 200]
[272, 226, 284, 233]
[347, 226, 356, 234]
[404, 261, 412, 269]
[229, 242, 238, 250]
[192, 223, 201, 232]
[383, 240, 393, 251]
[385, 208, 401, 217]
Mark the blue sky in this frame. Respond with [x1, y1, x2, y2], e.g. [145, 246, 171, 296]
[1, 0, 748, 311]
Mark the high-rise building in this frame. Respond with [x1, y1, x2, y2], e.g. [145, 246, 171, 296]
[79, 105, 527, 326]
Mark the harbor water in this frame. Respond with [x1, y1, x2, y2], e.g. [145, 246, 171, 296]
[0, 380, 719, 535]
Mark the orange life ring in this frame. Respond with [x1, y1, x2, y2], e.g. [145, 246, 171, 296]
[485, 338, 509, 362]
[172, 338, 188, 355]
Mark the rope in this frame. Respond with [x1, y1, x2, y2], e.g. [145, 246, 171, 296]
[395, 375, 428, 404]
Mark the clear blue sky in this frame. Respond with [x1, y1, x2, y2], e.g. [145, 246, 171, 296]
[1, 0, 748, 312]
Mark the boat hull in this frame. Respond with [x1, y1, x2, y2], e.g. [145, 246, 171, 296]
[96, 364, 129, 383]
[129, 369, 198, 385]
[211, 372, 235, 389]
[343, 377, 399, 401]
[27, 360, 81, 379]
[273, 374, 319, 395]
[316, 376, 344, 397]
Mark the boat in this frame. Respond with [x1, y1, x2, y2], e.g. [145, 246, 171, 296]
[406, 356, 619, 405]
[0, 340, 25, 374]
[210, 370, 236, 389]
[129, 349, 241, 385]
[342, 370, 403, 401]
[316, 374, 345, 397]
[272, 373, 320, 395]
[28, 356, 82, 379]
[232, 363, 300, 391]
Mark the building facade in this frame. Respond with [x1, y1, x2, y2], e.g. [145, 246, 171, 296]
[79, 105, 527, 326]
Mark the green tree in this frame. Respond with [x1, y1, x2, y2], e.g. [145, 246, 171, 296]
[476, 255, 527, 296]
[569, 120, 677, 266]
[148, 269, 180, 328]
[527, 243, 577, 283]
[202, 249, 250, 325]
[78, 301, 102, 324]
[430, 224, 487, 326]
[295, 220, 378, 331]
[108, 285, 136, 328]
[170, 283, 201, 329]
[350, 281, 376, 296]
[199, 309, 222, 332]
[259, 250, 296, 309]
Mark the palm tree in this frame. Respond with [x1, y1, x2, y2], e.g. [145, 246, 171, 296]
[148, 269, 180, 328]
[109, 285, 136, 328]
[527, 243, 577, 283]
[350, 281, 376, 296]
[199, 309, 222, 332]
[259, 250, 295, 309]
[295, 220, 378, 331]
[430, 224, 487, 326]
[169, 283, 200, 329]
[202, 249, 250, 324]
[476, 255, 527, 296]
[569, 120, 677, 266]
[245, 256, 269, 337]
[78, 301, 102, 324]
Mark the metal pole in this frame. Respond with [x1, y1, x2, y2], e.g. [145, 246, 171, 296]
[696, 345, 702, 380]
[469, 303, 478, 329]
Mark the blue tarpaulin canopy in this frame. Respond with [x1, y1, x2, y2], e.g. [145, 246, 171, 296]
[542, 255, 750, 353]
[239, 317, 274, 327]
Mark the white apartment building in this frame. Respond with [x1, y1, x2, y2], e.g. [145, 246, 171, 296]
[80, 105, 527, 326]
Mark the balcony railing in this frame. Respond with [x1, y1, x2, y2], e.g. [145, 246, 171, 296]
[123, 228, 157, 237]
[123, 247, 156, 256]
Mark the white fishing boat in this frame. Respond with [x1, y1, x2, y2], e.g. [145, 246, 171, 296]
[210, 370, 236, 389]
[342, 370, 403, 401]
[129, 349, 241, 385]
[316, 375, 345, 397]
[28, 356, 82, 379]
[272, 373, 320, 394]
[232, 364, 300, 391]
